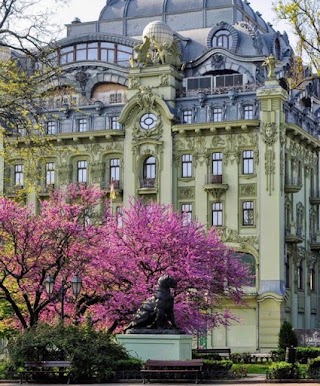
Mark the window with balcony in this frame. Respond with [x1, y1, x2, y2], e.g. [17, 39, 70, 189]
[142, 156, 156, 187]
[110, 158, 120, 187]
[46, 162, 55, 186]
[242, 201, 254, 226]
[77, 160, 88, 183]
[181, 203, 192, 224]
[14, 164, 23, 186]
[182, 154, 192, 178]
[212, 30, 233, 49]
[78, 118, 88, 132]
[212, 152, 223, 183]
[244, 105, 254, 119]
[46, 121, 57, 135]
[182, 109, 193, 124]
[212, 107, 222, 122]
[110, 116, 121, 130]
[242, 150, 254, 175]
[212, 202, 223, 226]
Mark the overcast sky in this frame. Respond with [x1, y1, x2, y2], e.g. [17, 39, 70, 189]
[55, 0, 295, 44]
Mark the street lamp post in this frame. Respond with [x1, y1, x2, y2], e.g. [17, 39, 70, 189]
[44, 275, 82, 324]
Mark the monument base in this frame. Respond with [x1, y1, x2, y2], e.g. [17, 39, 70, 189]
[116, 334, 192, 360]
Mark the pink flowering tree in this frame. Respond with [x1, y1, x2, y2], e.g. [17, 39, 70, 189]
[84, 199, 249, 334]
[0, 186, 249, 334]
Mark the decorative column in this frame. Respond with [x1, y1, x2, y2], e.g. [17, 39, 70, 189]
[256, 56, 288, 350]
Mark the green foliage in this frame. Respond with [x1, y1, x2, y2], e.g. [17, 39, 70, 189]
[278, 321, 298, 350]
[202, 359, 232, 379]
[268, 361, 300, 379]
[307, 356, 320, 379]
[8, 324, 135, 382]
[296, 347, 320, 364]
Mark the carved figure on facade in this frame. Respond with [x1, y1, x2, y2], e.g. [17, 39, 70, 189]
[129, 36, 152, 68]
[75, 67, 90, 95]
[262, 123, 278, 196]
[262, 54, 277, 80]
[211, 54, 225, 70]
[137, 86, 156, 110]
[128, 76, 140, 89]
[262, 122, 278, 146]
[152, 39, 182, 67]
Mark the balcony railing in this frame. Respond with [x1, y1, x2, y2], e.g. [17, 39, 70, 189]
[140, 178, 156, 188]
[310, 189, 320, 205]
[285, 224, 304, 244]
[203, 174, 228, 199]
[284, 177, 303, 193]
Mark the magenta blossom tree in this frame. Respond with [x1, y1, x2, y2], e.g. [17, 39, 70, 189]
[84, 198, 250, 334]
[0, 186, 249, 334]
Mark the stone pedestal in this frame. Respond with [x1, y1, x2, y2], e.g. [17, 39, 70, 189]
[116, 334, 192, 360]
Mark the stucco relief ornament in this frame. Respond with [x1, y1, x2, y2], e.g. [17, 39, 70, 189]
[137, 86, 156, 110]
[128, 76, 140, 89]
[262, 123, 278, 195]
[261, 122, 278, 146]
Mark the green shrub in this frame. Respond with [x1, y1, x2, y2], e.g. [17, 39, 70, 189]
[8, 324, 132, 382]
[297, 347, 320, 364]
[202, 359, 232, 379]
[268, 361, 299, 379]
[307, 356, 320, 378]
[278, 321, 298, 351]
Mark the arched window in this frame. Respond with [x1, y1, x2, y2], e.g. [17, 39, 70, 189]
[142, 156, 156, 188]
[275, 38, 281, 60]
[239, 253, 256, 287]
[212, 30, 233, 49]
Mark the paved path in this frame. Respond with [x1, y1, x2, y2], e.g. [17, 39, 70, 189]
[3, 374, 320, 386]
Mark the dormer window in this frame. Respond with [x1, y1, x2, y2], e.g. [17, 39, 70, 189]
[212, 30, 233, 49]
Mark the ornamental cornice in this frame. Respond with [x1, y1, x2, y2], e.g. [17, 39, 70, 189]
[219, 228, 259, 248]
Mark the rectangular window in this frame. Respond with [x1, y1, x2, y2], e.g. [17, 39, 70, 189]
[242, 150, 254, 174]
[181, 204, 192, 224]
[182, 154, 192, 177]
[242, 201, 254, 226]
[212, 202, 223, 226]
[14, 164, 23, 186]
[183, 109, 193, 124]
[212, 152, 223, 176]
[78, 118, 87, 132]
[297, 266, 303, 290]
[110, 116, 121, 130]
[46, 121, 57, 135]
[110, 158, 120, 185]
[77, 160, 87, 183]
[244, 105, 253, 119]
[46, 162, 55, 185]
[213, 107, 222, 122]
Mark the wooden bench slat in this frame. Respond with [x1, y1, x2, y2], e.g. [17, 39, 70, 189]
[141, 359, 203, 384]
[20, 360, 72, 384]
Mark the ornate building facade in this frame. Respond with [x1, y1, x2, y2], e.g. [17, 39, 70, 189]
[3, 0, 320, 352]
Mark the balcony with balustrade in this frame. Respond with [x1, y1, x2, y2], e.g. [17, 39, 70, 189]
[310, 189, 320, 205]
[203, 174, 229, 200]
[137, 178, 157, 195]
[285, 224, 304, 244]
[284, 177, 303, 194]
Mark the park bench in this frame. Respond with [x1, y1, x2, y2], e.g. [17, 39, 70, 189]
[193, 348, 231, 359]
[19, 360, 73, 384]
[141, 359, 203, 384]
